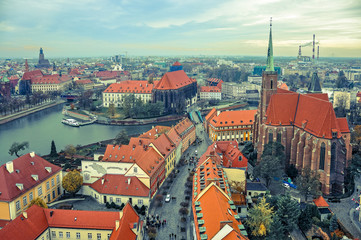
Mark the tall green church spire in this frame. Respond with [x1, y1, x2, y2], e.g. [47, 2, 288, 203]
[265, 17, 275, 72]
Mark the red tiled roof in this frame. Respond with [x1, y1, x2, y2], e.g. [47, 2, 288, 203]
[154, 70, 195, 90]
[337, 118, 350, 133]
[266, 92, 346, 139]
[200, 86, 221, 93]
[192, 183, 247, 240]
[90, 174, 149, 197]
[8, 75, 19, 81]
[205, 108, 217, 122]
[103, 142, 164, 178]
[0, 205, 49, 240]
[0, 204, 138, 240]
[76, 79, 93, 85]
[174, 118, 194, 137]
[22, 70, 43, 80]
[207, 78, 222, 83]
[210, 110, 257, 128]
[0, 153, 62, 202]
[173, 61, 182, 66]
[31, 74, 60, 84]
[0, 219, 10, 228]
[104, 81, 154, 94]
[110, 203, 140, 240]
[69, 69, 81, 76]
[165, 128, 182, 147]
[151, 134, 175, 158]
[313, 196, 329, 208]
[138, 126, 171, 139]
[95, 70, 122, 78]
[279, 82, 289, 90]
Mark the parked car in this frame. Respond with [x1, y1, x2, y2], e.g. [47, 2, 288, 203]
[328, 197, 341, 203]
[165, 194, 171, 202]
[282, 183, 290, 189]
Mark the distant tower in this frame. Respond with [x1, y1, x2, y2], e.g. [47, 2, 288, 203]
[39, 48, 45, 62]
[260, 17, 278, 123]
[298, 46, 302, 59]
[317, 46, 320, 60]
[308, 72, 322, 93]
[67, 58, 70, 64]
[312, 34, 315, 61]
[53, 62, 56, 71]
[25, 59, 29, 72]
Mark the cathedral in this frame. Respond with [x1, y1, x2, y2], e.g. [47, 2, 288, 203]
[253, 20, 351, 195]
[35, 48, 51, 68]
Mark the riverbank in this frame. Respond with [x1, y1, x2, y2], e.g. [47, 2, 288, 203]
[0, 100, 66, 125]
[96, 114, 186, 126]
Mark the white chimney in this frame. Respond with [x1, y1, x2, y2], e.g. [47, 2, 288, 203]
[30, 152, 35, 158]
[23, 212, 28, 219]
[6, 161, 14, 174]
[127, 178, 131, 185]
[217, 111, 220, 116]
[101, 178, 105, 185]
[115, 220, 120, 230]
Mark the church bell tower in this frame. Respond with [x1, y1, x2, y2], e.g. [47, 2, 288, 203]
[260, 17, 278, 123]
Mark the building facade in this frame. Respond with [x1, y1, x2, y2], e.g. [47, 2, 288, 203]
[253, 21, 351, 195]
[199, 86, 222, 100]
[0, 153, 62, 224]
[31, 74, 72, 93]
[174, 118, 196, 153]
[207, 109, 257, 143]
[103, 80, 154, 107]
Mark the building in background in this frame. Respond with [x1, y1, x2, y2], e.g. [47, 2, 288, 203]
[199, 86, 221, 100]
[35, 48, 51, 69]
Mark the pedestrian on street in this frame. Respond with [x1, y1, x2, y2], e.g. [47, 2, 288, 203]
[169, 234, 171, 239]
[175, 234, 177, 239]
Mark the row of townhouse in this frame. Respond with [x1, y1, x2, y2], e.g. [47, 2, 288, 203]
[81, 118, 196, 208]
[0, 203, 142, 240]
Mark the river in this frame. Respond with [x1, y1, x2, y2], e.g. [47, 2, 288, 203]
[0, 104, 177, 165]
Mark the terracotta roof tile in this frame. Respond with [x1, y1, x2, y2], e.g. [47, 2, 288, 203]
[313, 196, 329, 208]
[154, 70, 195, 90]
[138, 126, 171, 139]
[200, 86, 221, 92]
[0, 153, 62, 202]
[165, 128, 182, 147]
[205, 108, 217, 122]
[104, 81, 154, 94]
[174, 118, 194, 137]
[210, 110, 257, 128]
[336, 118, 350, 133]
[110, 203, 140, 240]
[90, 174, 149, 197]
[22, 70, 43, 80]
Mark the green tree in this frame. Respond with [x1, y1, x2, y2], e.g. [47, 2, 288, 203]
[275, 195, 300, 233]
[286, 164, 298, 180]
[62, 170, 83, 196]
[329, 214, 338, 232]
[107, 103, 116, 117]
[335, 70, 348, 88]
[28, 197, 48, 209]
[113, 130, 130, 145]
[8, 141, 29, 157]
[64, 144, 77, 157]
[298, 204, 313, 232]
[50, 140, 57, 157]
[254, 142, 285, 187]
[246, 197, 274, 237]
[295, 168, 321, 201]
[267, 215, 285, 240]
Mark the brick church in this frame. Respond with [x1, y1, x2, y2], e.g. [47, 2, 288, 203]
[253, 20, 351, 195]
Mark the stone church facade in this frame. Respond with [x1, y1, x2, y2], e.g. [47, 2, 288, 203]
[253, 21, 351, 195]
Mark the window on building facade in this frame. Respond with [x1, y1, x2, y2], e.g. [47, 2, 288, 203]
[52, 231, 56, 238]
[51, 178, 55, 187]
[134, 167, 137, 173]
[268, 129, 273, 143]
[277, 132, 282, 142]
[56, 175, 60, 184]
[66, 232, 70, 239]
[16, 200, 21, 211]
[23, 196, 27, 206]
[331, 143, 336, 172]
[29, 192, 33, 201]
[59, 231, 63, 238]
[116, 198, 121, 203]
[319, 142, 326, 170]
[38, 186, 43, 196]
[138, 199, 143, 205]
[88, 233, 92, 239]
[110, 197, 113, 202]
[97, 233, 101, 240]
[107, 234, 111, 239]
[76, 232, 80, 239]
[46, 181, 50, 190]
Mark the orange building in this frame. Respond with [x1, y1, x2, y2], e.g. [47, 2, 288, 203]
[174, 118, 196, 153]
[207, 109, 257, 143]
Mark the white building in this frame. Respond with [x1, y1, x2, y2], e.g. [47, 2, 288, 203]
[199, 86, 221, 100]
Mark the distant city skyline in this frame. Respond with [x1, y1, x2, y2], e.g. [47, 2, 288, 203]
[1, 0, 361, 58]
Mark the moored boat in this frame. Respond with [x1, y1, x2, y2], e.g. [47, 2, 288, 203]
[62, 118, 80, 127]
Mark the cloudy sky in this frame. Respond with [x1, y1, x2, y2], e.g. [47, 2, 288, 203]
[1, 0, 360, 58]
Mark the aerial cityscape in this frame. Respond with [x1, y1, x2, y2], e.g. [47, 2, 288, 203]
[1, 0, 361, 240]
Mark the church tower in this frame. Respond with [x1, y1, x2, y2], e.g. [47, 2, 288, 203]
[39, 48, 45, 62]
[260, 18, 278, 123]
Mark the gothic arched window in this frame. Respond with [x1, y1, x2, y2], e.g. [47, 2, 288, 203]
[269, 129, 273, 143]
[271, 80, 273, 89]
[319, 142, 326, 170]
[277, 132, 282, 142]
[330, 143, 336, 172]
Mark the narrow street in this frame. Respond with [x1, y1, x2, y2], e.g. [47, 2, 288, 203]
[147, 110, 211, 240]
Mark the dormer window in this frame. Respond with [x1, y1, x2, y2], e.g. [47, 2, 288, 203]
[45, 167, 52, 173]
[31, 175, 39, 181]
[16, 183, 24, 190]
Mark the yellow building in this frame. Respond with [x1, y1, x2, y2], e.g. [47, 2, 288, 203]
[0, 203, 142, 240]
[0, 152, 62, 225]
[207, 109, 257, 142]
[31, 74, 72, 93]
